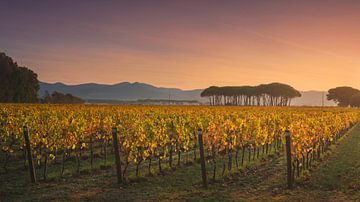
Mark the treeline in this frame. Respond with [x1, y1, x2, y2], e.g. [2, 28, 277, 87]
[42, 91, 85, 104]
[1, 52, 84, 104]
[0, 52, 39, 103]
[327, 87, 360, 107]
[201, 83, 301, 106]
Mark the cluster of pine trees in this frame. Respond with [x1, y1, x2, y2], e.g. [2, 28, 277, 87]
[201, 83, 301, 106]
[327, 87, 360, 107]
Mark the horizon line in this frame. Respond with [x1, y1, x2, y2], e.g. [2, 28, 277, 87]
[40, 80, 333, 92]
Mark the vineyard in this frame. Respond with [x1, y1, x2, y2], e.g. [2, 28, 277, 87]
[1, 105, 359, 197]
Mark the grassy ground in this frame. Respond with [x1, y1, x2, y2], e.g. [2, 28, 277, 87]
[288, 123, 360, 201]
[1, 124, 360, 201]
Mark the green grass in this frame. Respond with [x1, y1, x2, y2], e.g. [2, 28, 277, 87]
[289, 123, 360, 200]
[1, 124, 360, 201]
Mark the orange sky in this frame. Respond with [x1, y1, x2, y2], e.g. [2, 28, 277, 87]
[1, 1, 359, 90]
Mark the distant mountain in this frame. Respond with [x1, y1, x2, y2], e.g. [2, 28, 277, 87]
[39, 81, 206, 102]
[39, 82, 336, 106]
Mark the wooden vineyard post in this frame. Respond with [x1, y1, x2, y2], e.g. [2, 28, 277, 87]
[23, 126, 37, 183]
[198, 129, 207, 188]
[285, 130, 293, 189]
[112, 127, 122, 184]
[90, 133, 93, 170]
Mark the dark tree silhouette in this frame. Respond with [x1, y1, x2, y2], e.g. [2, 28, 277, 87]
[42, 91, 85, 104]
[201, 83, 301, 106]
[350, 93, 360, 107]
[0, 52, 39, 103]
[327, 87, 360, 107]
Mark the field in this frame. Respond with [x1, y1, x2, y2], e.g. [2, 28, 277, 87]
[1, 105, 359, 201]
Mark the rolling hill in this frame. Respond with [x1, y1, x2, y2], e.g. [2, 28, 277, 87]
[39, 82, 205, 102]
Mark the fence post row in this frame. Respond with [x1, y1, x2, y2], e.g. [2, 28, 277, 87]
[198, 128, 207, 188]
[112, 127, 122, 184]
[285, 130, 293, 189]
[23, 126, 37, 183]
[22, 125, 296, 189]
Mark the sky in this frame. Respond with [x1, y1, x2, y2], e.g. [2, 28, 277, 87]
[1, 0, 359, 90]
